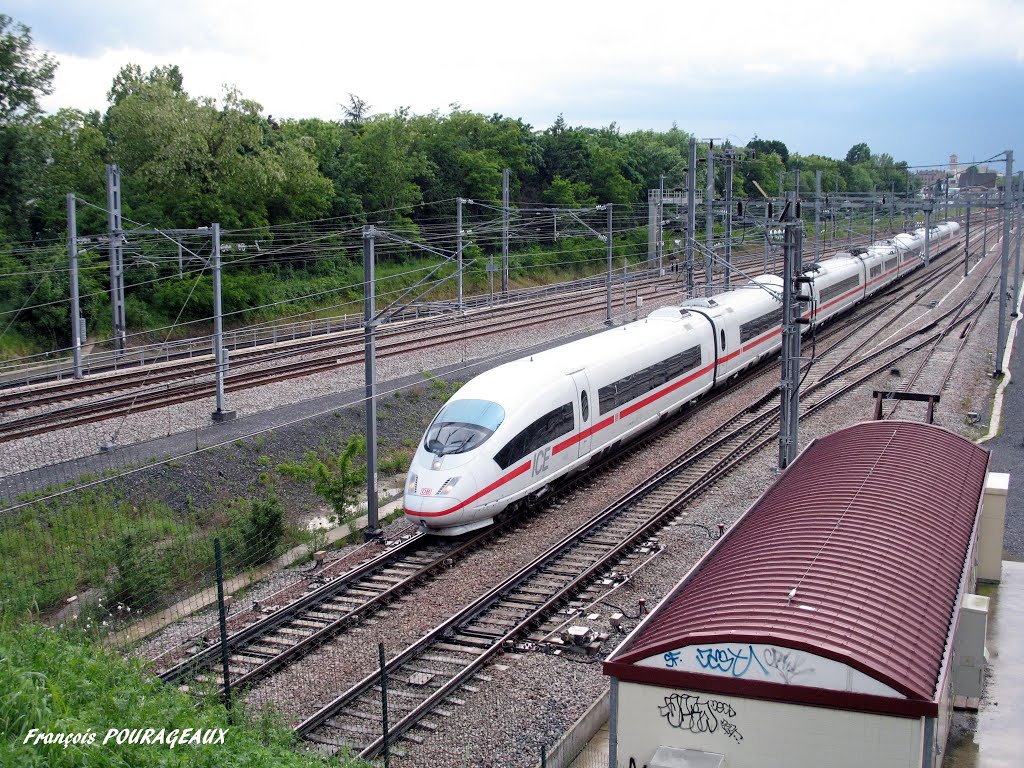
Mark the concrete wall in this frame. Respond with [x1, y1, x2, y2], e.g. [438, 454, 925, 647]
[978, 472, 1008, 583]
[539, 690, 610, 768]
[614, 681, 923, 768]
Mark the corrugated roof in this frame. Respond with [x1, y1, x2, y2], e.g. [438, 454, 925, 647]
[609, 420, 989, 704]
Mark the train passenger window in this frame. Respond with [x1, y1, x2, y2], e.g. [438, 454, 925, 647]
[819, 274, 860, 303]
[739, 308, 783, 343]
[493, 403, 574, 470]
[425, 399, 505, 456]
[581, 391, 589, 422]
[597, 345, 702, 415]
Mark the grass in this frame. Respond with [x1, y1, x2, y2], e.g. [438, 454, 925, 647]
[0, 487, 302, 628]
[0, 623, 368, 767]
[378, 448, 413, 476]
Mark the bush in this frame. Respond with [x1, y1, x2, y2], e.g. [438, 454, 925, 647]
[107, 532, 169, 611]
[237, 495, 285, 565]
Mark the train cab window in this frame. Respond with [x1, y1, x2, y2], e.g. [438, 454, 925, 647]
[581, 391, 589, 422]
[425, 399, 505, 456]
[493, 403, 574, 470]
[720, 329, 726, 351]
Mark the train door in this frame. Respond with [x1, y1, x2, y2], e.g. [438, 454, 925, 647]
[569, 370, 593, 458]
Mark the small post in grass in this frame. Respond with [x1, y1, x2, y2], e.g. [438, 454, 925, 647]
[214, 538, 233, 716]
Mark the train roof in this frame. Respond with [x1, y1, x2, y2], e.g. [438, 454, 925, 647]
[455, 310, 703, 410]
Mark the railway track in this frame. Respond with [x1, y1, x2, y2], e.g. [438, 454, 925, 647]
[0, 274, 688, 442]
[1, 218, 910, 405]
[0, 272, 671, 409]
[151, 223, 994, 713]
[0, 220, 984, 446]
[288, 250, 991, 757]
[292, 278, 991, 758]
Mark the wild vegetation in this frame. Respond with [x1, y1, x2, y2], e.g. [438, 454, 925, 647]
[0, 482, 296, 624]
[0, 623, 367, 767]
[0, 13, 923, 359]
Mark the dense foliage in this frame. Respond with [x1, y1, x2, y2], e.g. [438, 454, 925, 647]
[0, 15, 922, 358]
[0, 623, 365, 767]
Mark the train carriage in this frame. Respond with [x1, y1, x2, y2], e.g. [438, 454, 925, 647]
[404, 220, 961, 534]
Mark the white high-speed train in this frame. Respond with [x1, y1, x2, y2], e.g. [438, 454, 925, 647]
[404, 221, 960, 535]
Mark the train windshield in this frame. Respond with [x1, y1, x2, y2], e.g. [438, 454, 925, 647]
[424, 399, 505, 456]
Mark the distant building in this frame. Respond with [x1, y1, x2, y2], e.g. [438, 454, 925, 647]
[950, 154, 959, 176]
[917, 169, 948, 187]
[958, 168, 998, 190]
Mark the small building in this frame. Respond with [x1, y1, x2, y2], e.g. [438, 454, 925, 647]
[957, 168, 998, 191]
[604, 421, 1008, 768]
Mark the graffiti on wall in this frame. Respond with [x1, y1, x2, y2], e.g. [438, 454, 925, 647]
[693, 644, 768, 677]
[658, 693, 744, 743]
[669, 643, 815, 684]
[760, 646, 813, 684]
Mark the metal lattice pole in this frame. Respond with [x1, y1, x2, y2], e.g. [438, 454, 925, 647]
[606, 204, 613, 324]
[363, 225, 381, 539]
[705, 146, 715, 296]
[67, 193, 83, 380]
[106, 164, 127, 354]
[685, 137, 696, 296]
[779, 194, 803, 470]
[211, 223, 233, 422]
[502, 169, 510, 296]
[997, 151, 1014, 374]
[724, 151, 733, 290]
[456, 198, 464, 311]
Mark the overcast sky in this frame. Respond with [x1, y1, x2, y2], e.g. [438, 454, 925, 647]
[10, 0, 1024, 171]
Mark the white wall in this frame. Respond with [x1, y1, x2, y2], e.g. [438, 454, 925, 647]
[615, 681, 923, 768]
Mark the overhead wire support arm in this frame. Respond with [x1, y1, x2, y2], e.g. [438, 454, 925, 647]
[567, 209, 609, 242]
[690, 239, 783, 302]
[369, 227, 475, 327]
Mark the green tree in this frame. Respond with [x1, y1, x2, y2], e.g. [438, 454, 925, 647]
[105, 72, 330, 229]
[279, 117, 366, 218]
[845, 142, 872, 166]
[277, 435, 367, 524]
[543, 175, 595, 207]
[107, 63, 183, 107]
[539, 115, 592, 188]
[237, 494, 285, 564]
[743, 148, 786, 197]
[0, 15, 57, 240]
[31, 109, 108, 234]
[352, 111, 427, 216]
[342, 92, 370, 124]
[0, 14, 56, 123]
[747, 136, 789, 166]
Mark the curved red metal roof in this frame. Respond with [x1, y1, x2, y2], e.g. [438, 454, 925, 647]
[611, 421, 989, 703]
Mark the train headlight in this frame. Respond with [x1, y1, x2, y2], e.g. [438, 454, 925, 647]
[406, 473, 418, 495]
[437, 477, 461, 496]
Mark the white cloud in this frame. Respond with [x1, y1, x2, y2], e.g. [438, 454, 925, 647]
[29, 0, 1024, 124]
